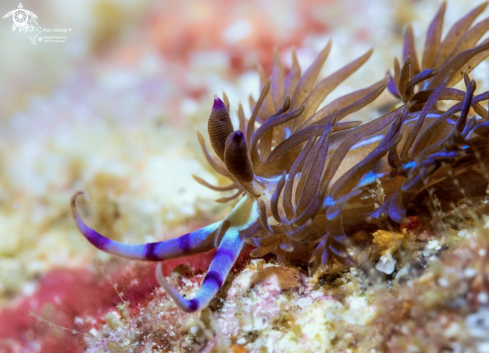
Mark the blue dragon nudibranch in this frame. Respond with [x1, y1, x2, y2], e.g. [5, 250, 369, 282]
[72, 2, 489, 312]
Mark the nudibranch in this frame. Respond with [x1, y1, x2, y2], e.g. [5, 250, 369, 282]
[71, 2, 489, 312]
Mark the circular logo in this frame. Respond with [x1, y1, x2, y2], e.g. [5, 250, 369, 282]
[12, 8, 28, 27]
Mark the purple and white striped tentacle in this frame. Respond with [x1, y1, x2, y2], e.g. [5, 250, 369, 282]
[156, 194, 258, 312]
[71, 191, 220, 261]
[156, 227, 244, 312]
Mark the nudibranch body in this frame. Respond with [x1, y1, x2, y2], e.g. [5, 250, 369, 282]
[72, 2, 489, 312]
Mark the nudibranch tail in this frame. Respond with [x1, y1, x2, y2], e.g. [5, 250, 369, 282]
[71, 191, 220, 261]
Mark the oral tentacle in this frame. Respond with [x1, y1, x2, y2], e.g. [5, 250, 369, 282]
[156, 227, 244, 313]
[71, 191, 220, 261]
[156, 195, 258, 312]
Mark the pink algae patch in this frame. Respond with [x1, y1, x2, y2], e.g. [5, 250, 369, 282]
[0, 244, 254, 352]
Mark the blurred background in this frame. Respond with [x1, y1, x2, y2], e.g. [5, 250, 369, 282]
[0, 0, 487, 349]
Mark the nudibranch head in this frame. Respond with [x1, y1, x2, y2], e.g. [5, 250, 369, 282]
[71, 2, 489, 312]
